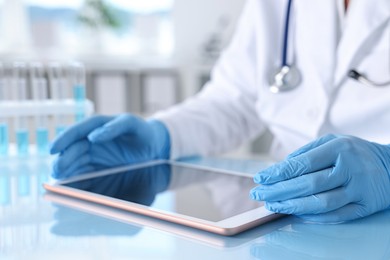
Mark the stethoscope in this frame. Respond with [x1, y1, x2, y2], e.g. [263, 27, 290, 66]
[269, 0, 390, 94]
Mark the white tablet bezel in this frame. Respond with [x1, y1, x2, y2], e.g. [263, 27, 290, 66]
[44, 160, 281, 236]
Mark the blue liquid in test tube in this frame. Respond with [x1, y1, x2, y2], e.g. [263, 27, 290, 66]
[16, 129, 29, 156]
[49, 63, 69, 135]
[74, 84, 86, 102]
[36, 127, 49, 155]
[0, 123, 8, 155]
[70, 63, 86, 122]
[31, 64, 50, 155]
[13, 62, 30, 156]
[74, 85, 86, 122]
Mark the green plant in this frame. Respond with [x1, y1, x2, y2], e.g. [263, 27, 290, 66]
[77, 0, 121, 30]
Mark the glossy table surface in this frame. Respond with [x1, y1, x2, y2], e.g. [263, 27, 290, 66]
[1, 156, 390, 260]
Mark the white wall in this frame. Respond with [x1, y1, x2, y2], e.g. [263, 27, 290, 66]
[173, 0, 273, 155]
[173, 0, 245, 64]
[173, 0, 246, 98]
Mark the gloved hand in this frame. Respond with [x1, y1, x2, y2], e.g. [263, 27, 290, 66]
[50, 114, 170, 179]
[250, 134, 390, 223]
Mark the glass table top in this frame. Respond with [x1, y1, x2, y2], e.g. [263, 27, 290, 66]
[1, 156, 389, 260]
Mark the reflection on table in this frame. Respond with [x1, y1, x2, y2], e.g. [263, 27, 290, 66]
[1, 156, 390, 260]
[250, 209, 390, 260]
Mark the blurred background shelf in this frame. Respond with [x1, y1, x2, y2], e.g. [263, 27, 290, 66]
[0, 0, 272, 157]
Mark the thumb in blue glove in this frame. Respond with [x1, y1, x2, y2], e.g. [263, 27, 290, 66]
[50, 114, 170, 179]
[250, 134, 390, 223]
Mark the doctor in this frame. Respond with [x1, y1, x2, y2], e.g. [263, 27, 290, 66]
[50, 0, 390, 223]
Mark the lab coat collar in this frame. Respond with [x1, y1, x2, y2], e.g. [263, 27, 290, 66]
[334, 0, 390, 87]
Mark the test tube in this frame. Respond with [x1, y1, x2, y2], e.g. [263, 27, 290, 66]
[0, 174, 10, 206]
[48, 62, 67, 135]
[69, 62, 86, 122]
[0, 63, 9, 156]
[30, 62, 49, 155]
[13, 62, 29, 156]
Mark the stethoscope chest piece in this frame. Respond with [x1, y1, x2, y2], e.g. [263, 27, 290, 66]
[269, 65, 301, 93]
[268, 0, 301, 94]
[268, 0, 389, 93]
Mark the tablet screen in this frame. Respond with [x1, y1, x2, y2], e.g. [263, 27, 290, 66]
[63, 163, 263, 222]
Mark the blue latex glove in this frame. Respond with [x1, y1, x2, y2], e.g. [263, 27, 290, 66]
[250, 134, 390, 223]
[50, 114, 170, 179]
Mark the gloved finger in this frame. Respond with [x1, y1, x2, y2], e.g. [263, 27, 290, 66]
[250, 167, 348, 202]
[88, 114, 146, 143]
[286, 134, 338, 159]
[52, 140, 90, 174]
[265, 186, 351, 215]
[50, 116, 113, 154]
[254, 139, 340, 184]
[298, 203, 367, 223]
[52, 154, 92, 179]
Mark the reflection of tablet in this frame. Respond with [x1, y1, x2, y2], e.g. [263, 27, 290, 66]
[44, 160, 282, 236]
[45, 192, 288, 248]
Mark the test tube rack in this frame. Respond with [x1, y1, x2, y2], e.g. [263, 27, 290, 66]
[0, 99, 93, 118]
[0, 99, 94, 157]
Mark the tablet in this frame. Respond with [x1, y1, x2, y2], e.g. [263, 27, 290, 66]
[44, 160, 281, 236]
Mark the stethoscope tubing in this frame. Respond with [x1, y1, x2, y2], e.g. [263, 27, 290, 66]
[270, 0, 389, 92]
[348, 70, 390, 87]
[282, 0, 294, 67]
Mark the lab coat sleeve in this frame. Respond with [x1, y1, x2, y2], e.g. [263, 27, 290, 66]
[153, 0, 264, 159]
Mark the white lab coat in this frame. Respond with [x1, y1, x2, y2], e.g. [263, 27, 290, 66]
[154, 0, 390, 160]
